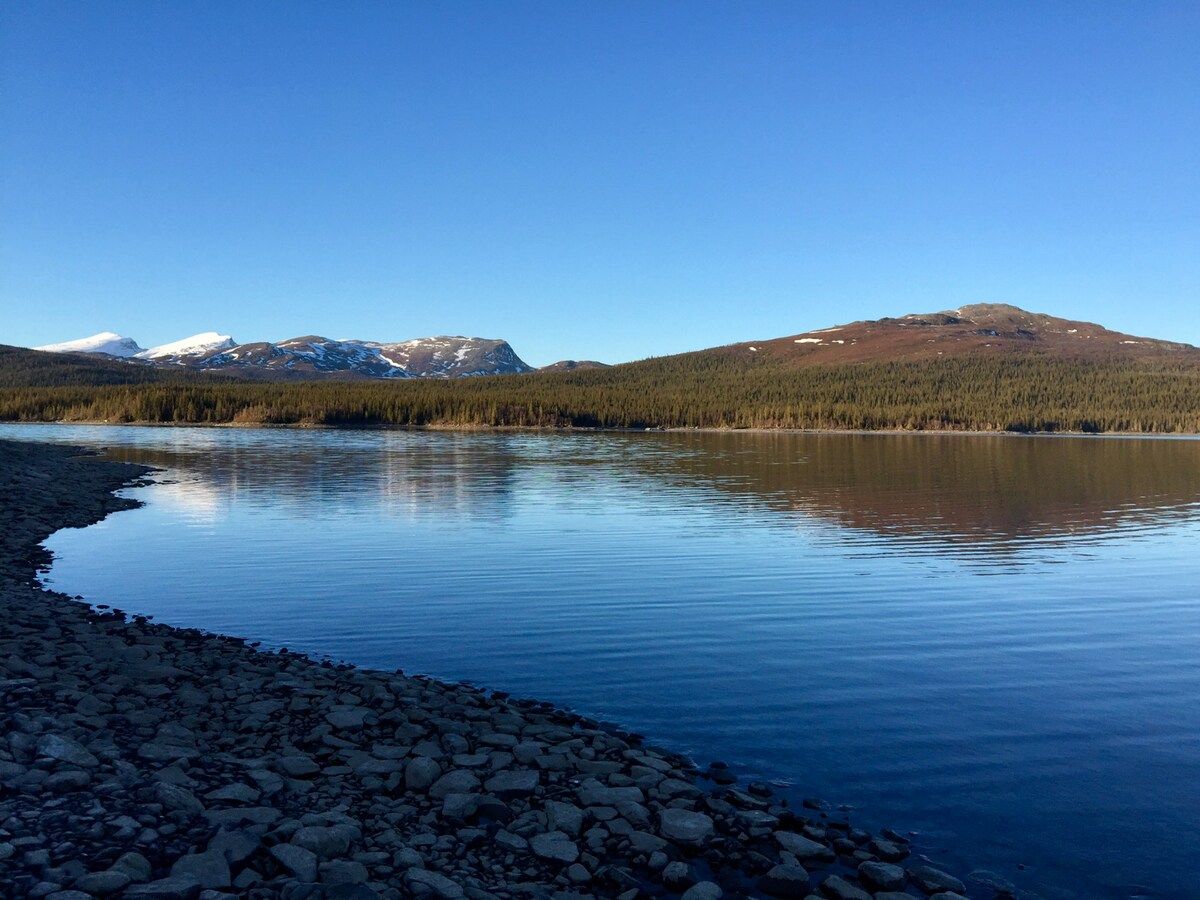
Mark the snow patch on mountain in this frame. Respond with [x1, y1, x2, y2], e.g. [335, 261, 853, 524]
[136, 332, 237, 360]
[35, 332, 145, 357]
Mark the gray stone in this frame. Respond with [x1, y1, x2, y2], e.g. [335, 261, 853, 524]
[494, 830, 528, 852]
[206, 829, 261, 865]
[429, 769, 481, 799]
[170, 851, 231, 889]
[74, 870, 132, 895]
[405, 867, 465, 898]
[819, 874, 872, 900]
[204, 783, 260, 804]
[441, 792, 480, 820]
[681, 883, 724, 900]
[326, 706, 371, 730]
[657, 808, 714, 846]
[45, 892, 94, 900]
[292, 824, 355, 858]
[968, 869, 1017, 895]
[544, 800, 584, 837]
[529, 831, 579, 864]
[36, 734, 99, 768]
[0, 842, 13, 861]
[154, 782, 205, 816]
[908, 865, 966, 895]
[869, 837, 909, 861]
[319, 859, 369, 885]
[45, 769, 91, 792]
[575, 780, 644, 807]
[278, 754, 320, 778]
[566, 863, 591, 883]
[270, 843, 319, 882]
[109, 852, 153, 883]
[483, 769, 539, 798]
[405, 756, 442, 792]
[774, 831, 836, 862]
[628, 831, 668, 855]
[858, 861, 906, 891]
[757, 864, 810, 898]
[662, 861, 695, 891]
[122, 874, 203, 899]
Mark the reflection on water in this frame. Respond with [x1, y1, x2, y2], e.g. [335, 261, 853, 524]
[3, 424, 1200, 900]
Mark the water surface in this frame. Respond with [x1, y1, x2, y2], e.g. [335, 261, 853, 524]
[5, 424, 1200, 899]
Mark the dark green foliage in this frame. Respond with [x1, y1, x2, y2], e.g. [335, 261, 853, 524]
[1, 349, 1198, 433]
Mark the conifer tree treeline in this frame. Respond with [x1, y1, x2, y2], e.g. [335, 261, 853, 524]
[1, 348, 1198, 433]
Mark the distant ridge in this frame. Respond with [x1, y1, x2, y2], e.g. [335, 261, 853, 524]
[30, 331, 534, 379]
[726, 303, 1198, 367]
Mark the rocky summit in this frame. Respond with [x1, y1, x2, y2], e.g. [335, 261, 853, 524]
[1, 439, 969, 899]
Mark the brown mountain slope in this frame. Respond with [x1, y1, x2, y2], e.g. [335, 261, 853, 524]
[730, 303, 1199, 367]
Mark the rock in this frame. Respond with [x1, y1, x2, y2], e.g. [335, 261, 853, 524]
[405, 756, 443, 792]
[154, 782, 205, 816]
[908, 865, 966, 895]
[45, 892, 94, 900]
[278, 754, 320, 778]
[530, 831, 579, 864]
[566, 863, 591, 883]
[929, 894, 969, 900]
[206, 829, 261, 865]
[122, 874, 204, 899]
[319, 859, 369, 884]
[170, 851, 231, 889]
[36, 734, 99, 768]
[681, 883, 724, 900]
[628, 831, 669, 855]
[774, 830, 836, 862]
[292, 824, 355, 858]
[326, 706, 371, 730]
[662, 861, 695, 891]
[74, 870, 132, 895]
[494, 830, 528, 852]
[869, 837, 909, 861]
[441, 792, 481, 820]
[858, 861, 907, 891]
[0, 842, 13, 861]
[968, 869, 1017, 894]
[819, 874, 872, 900]
[270, 843, 319, 882]
[405, 867, 466, 898]
[544, 800, 584, 837]
[757, 864, 810, 898]
[204, 783, 260, 804]
[576, 781, 644, 807]
[429, 769, 481, 799]
[44, 769, 91, 792]
[109, 852, 153, 883]
[657, 808, 714, 846]
[483, 769, 539, 798]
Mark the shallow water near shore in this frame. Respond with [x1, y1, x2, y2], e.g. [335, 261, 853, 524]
[5, 424, 1200, 899]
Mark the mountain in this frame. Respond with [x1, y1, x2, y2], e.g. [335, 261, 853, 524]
[136, 332, 237, 361]
[34, 332, 145, 357]
[730, 303, 1198, 367]
[538, 360, 610, 372]
[31, 332, 534, 379]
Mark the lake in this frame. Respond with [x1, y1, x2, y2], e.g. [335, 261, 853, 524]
[4, 424, 1199, 899]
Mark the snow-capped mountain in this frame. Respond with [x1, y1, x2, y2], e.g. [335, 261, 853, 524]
[33, 332, 535, 379]
[135, 332, 237, 361]
[34, 332, 145, 358]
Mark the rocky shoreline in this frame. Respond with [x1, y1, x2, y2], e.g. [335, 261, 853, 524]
[1, 439, 979, 900]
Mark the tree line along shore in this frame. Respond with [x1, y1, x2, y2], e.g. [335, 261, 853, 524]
[2, 351, 1199, 434]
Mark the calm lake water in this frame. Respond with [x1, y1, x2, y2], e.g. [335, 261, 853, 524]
[5, 424, 1200, 899]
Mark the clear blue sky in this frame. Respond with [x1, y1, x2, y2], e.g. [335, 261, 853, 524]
[2, 1, 1197, 366]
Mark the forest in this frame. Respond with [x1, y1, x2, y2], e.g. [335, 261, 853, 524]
[2, 344, 1198, 433]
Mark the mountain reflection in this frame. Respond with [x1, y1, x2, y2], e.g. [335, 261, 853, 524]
[82, 429, 1200, 556]
[635, 432, 1200, 551]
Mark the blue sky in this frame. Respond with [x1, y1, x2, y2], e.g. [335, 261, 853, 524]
[2, 1, 1197, 366]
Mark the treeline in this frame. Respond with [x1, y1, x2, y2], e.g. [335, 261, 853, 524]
[2, 351, 1198, 433]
